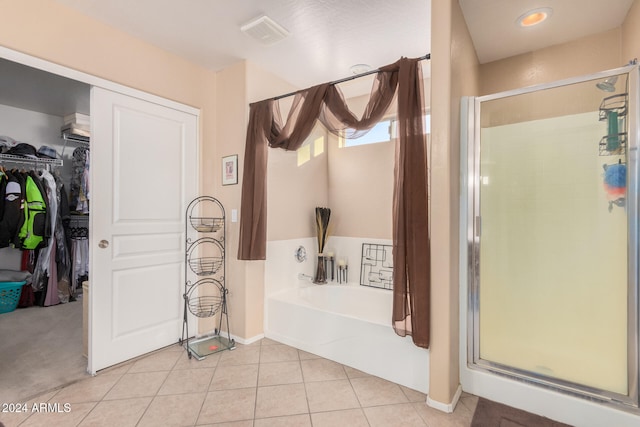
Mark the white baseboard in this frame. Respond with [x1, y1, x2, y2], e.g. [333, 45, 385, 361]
[426, 384, 462, 413]
[231, 333, 264, 345]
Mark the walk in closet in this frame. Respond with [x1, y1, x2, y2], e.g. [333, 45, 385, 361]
[0, 58, 91, 300]
[0, 57, 91, 402]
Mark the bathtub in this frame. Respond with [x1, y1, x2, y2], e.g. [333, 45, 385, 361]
[265, 282, 430, 393]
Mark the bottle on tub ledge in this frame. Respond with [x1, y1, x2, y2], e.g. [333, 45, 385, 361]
[337, 258, 348, 284]
[324, 252, 335, 282]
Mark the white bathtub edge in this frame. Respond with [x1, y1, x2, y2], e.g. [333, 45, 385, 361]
[426, 384, 462, 413]
[265, 325, 429, 394]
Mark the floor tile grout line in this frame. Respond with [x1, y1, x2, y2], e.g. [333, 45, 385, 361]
[252, 340, 264, 422]
[192, 348, 222, 425]
[56, 360, 135, 427]
[302, 358, 312, 419]
[74, 367, 128, 427]
[132, 353, 182, 427]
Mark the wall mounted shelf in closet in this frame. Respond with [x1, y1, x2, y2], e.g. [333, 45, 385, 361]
[0, 153, 63, 167]
[0, 133, 90, 169]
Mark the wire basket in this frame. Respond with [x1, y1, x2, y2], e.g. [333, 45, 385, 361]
[186, 278, 224, 318]
[188, 295, 224, 318]
[0, 281, 26, 314]
[188, 256, 223, 276]
[186, 238, 224, 276]
[599, 133, 627, 156]
[190, 216, 224, 233]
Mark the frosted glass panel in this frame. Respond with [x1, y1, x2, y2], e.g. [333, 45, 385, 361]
[478, 76, 628, 394]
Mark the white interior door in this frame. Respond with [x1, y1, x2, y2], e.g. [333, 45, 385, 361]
[89, 86, 198, 373]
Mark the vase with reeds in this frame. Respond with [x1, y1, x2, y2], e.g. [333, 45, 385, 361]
[313, 207, 331, 284]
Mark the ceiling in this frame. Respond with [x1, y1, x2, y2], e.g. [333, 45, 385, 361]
[460, 0, 635, 64]
[48, 0, 636, 90]
[0, 0, 636, 118]
[52, 0, 430, 90]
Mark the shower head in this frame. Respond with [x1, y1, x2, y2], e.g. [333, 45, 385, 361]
[597, 76, 618, 92]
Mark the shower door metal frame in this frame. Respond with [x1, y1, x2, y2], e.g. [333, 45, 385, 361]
[466, 64, 640, 410]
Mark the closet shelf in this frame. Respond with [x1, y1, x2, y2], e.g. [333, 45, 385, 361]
[0, 153, 63, 167]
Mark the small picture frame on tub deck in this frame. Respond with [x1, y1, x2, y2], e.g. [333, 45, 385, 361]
[222, 154, 238, 186]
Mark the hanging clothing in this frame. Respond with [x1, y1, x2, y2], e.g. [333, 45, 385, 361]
[42, 243, 59, 307]
[70, 231, 89, 290]
[31, 171, 56, 291]
[18, 173, 48, 250]
[0, 170, 23, 248]
[53, 173, 71, 298]
[70, 147, 90, 213]
[1, 151, 89, 306]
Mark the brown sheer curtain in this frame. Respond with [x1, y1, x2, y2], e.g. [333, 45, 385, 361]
[238, 57, 430, 348]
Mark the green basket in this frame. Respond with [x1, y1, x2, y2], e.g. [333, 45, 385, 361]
[0, 281, 26, 314]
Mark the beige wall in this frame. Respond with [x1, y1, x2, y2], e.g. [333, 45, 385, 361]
[268, 122, 329, 241]
[429, 0, 480, 406]
[214, 61, 308, 339]
[328, 134, 394, 238]
[480, 29, 622, 95]
[623, 0, 640, 62]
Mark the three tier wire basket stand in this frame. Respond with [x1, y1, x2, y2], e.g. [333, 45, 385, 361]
[180, 196, 235, 359]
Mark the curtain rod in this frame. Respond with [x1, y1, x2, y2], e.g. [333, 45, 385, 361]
[264, 53, 431, 103]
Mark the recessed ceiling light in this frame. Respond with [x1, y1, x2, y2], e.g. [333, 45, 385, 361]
[517, 7, 553, 28]
[350, 64, 372, 75]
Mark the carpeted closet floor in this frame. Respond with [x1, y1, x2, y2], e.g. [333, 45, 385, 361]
[0, 298, 89, 404]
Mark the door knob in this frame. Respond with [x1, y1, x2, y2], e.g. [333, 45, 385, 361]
[98, 239, 109, 249]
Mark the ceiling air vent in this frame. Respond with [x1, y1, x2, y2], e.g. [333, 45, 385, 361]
[241, 15, 290, 45]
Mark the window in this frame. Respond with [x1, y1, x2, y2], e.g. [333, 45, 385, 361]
[340, 119, 393, 147]
[297, 135, 325, 166]
[339, 114, 430, 148]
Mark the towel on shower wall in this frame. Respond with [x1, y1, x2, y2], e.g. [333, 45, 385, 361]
[606, 110, 620, 152]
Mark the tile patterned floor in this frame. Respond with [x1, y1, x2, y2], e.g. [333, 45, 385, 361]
[0, 338, 478, 427]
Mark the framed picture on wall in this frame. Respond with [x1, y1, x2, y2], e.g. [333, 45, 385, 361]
[222, 154, 238, 185]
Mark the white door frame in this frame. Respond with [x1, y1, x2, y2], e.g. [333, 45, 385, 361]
[0, 46, 201, 375]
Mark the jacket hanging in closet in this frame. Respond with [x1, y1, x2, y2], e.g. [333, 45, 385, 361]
[0, 170, 23, 247]
[20, 172, 49, 250]
[0, 169, 50, 250]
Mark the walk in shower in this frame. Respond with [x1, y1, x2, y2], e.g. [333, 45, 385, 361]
[464, 64, 640, 410]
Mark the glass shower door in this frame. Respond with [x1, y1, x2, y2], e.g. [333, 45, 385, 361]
[469, 67, 639, 407]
